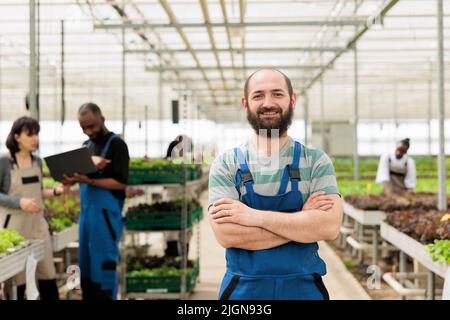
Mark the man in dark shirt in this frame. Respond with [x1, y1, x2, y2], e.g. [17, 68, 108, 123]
[63, 103, 129, 300]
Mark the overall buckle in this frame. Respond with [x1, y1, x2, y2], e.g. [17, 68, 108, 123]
[288, 167, 300, 180]
[239, 171, 254, 184]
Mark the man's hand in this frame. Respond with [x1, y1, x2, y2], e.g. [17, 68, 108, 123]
[92, 156, 111, 170]
[62, 173, 92, 185]
[20, 198, 41, 214]
[303, 191, 335, 211]
[126, 187, 145, 198]
[209, 198, 261, 227]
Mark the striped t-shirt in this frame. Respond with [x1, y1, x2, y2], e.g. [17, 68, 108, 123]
[208, 136, 339, 207]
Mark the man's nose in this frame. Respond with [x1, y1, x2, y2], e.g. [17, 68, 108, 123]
[263, 95, 274, 106]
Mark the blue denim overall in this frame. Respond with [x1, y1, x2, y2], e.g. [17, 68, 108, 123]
[218, 141, 329, 300]
[79, 133, 124, 299]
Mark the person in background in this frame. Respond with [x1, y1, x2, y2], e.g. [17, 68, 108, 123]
[0, 117, 69, 300]
[376, 138, 416, 195]
[62, 103, 129, 300]
[164, 135, 194, 257]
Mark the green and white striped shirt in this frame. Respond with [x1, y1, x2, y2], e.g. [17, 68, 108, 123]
[208, 136, 339, 207]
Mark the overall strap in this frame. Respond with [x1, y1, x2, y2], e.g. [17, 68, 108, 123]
[84, 140, 92, 149]
[101, 133, 118, 158]
[83, 134, 118, 157]
[10, 153, 38, 169]
[278, 141, 301, 195]
[234, 147, 255, 195]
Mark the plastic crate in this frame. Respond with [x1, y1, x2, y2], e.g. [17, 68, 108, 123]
[51, 224, 79, 252]
[126, 260, 199, 293]
[128, 166, 198, 185]
[126, 207, 203, 230]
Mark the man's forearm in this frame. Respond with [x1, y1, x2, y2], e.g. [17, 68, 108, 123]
[253, 198, 343, 243]
[90, 178, 127, 190]
[209, 215, 290, 250]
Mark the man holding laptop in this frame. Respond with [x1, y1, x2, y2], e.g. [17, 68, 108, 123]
[61, 103, 129, 300]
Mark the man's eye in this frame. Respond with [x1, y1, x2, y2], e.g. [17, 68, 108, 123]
[253, 95, 262, 99]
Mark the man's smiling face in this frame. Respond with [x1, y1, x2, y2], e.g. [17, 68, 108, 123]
[243, 69, 296, 137]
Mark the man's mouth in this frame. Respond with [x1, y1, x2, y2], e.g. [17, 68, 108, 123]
[259, 110, 280, 118]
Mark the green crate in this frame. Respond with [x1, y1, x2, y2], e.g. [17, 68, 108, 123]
[126, 207, 203, 230]
[128, 167, 198, 185]
[126, 260, 199, 293]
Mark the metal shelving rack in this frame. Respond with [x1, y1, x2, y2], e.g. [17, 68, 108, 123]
[341, 201, 396, 266]
[50, 223, 79, 300]
[119, 174, 203, 300]
[0, 240, 45, 300]
[380, 221, 448, 300]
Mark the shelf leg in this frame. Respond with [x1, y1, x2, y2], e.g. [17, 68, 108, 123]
[372, 226, 379, 267]
[427, 271, 435, 300]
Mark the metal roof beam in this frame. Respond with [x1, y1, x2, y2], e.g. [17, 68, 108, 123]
[303, 0, 401, 92]
[219, 0, 236, 81]
[199, 0, 229, 102]
[126, 46, 344, 54]
[158, 0, 218, 106]
[146, 65, 323, 72]
[94, 19, 368, 30]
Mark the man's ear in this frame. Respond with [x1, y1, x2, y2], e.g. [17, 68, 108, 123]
[241, 96, 248, 110]
[291, 93, 297, 111]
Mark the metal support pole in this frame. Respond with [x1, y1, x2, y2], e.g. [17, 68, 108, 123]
[36, 0, 40, 122]
[64, 249, 71, 300]
[121, 24, 126, 139]
[437, 0, 447, 210]
[372, 226, 379, 267]
[0, 36, 2, 138]
[180, 93, 189, 299]
[320, 56, 325, 151]
[158, 69, 163, 156]
[357, 223, 364, 263]
[427, 271, 435, 300]
[145, 105, 148, 156]
[428, 79, 432, 156]
[10, 277, 17, 300]
[393, 83, 398, 128]
[399, 251, 407, 300]
[29, 0, 38, 119]
[303, 93, 309, 146]
[399, 251, 406, 273]
[61, 20, 65, 126]
[353, 44, 360, 181]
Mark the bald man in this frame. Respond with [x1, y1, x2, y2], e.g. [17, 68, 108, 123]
[208, 69, 343, 300]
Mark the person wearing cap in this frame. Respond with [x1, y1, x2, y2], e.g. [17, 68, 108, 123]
[375, 138, 416, 195]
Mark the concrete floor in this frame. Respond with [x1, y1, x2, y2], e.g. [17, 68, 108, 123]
[189, 191, 371, 300]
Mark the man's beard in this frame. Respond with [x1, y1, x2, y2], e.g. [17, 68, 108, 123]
[246, 103, 294, 138]
[91, 128, 106, 143]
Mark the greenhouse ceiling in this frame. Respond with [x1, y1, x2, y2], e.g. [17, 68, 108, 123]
[0, 0, 449, 123]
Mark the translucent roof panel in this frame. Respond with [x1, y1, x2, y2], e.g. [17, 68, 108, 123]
[0, 0, 449, 123]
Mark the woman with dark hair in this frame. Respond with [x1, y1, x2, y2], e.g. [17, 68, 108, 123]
[0, 116, 68, 300]
[376, 138, 416, 195]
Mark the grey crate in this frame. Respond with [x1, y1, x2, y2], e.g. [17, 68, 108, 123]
[380, 221, 448, 278]
[343, 201, 386, 226]
[0, 240, 45, 283]
[51, 224, 79, 252]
